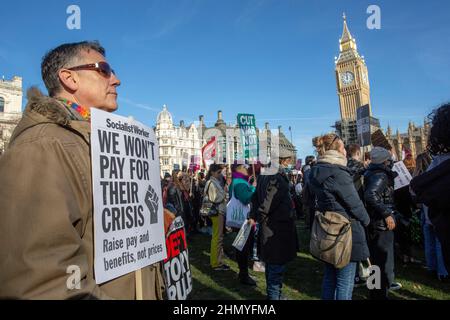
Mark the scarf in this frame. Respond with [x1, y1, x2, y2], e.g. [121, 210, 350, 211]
[232, 171, 249, 182]
[58, 98, 91, 121]
[317, 150, 348, 167]
[210, 176, 224, 189]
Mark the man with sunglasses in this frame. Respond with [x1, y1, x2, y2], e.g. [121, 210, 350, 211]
[0, 41, 165, 299]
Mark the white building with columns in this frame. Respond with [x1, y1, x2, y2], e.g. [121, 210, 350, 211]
[155, 106, 298, 176]
[0, 76, 23, 155]
[155, 105, 202, 175]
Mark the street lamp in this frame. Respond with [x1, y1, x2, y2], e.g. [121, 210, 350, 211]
[289, 126, 293, 144]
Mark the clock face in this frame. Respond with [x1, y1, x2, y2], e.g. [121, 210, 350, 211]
[340, 71, 354, 85]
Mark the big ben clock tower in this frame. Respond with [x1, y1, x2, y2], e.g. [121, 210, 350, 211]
[335, 14, 371, 120]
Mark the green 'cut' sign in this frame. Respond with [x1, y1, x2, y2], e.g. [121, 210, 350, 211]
[237, 113, 258, 163]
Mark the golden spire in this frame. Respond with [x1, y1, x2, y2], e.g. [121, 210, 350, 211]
[339, 13, 357, 52]
[341, 13, 353, 43]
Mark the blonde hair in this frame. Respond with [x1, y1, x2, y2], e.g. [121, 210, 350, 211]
[171, 171, 182, 189]
[312, 133, 341, 156]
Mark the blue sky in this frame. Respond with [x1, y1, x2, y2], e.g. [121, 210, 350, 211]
[1, 0, 449, 159]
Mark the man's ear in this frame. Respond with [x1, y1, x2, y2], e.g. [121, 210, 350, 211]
[58, 69, 79, 92]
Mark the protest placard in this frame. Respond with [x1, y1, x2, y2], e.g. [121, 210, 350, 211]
[232, 221, 252, 252]
[237, 113, 258, 163]
[163, 216, 192, 300]
[91, 108, 167, 284]
[371, 129, 392, 150]
[295, 159, 302, 171]
[182, 152, 189, 170]
[357, 105, 371, 147]
[202, 137, 216, 168]
[189, 155, 201, 172]
[392, 161, 413, 190]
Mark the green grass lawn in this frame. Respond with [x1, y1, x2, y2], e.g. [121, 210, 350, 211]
[188, 220, 450, 300]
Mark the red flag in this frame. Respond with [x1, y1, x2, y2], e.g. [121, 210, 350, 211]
[202, 137, 216, 168]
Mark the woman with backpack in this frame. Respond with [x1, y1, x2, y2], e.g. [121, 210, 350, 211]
[309, 133, 370, 300]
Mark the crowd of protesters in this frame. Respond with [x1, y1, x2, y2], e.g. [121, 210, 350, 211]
[158, 146, 298, 299]
[157, 102, 450, 301]
[1, 40, 449, 301]
[298, 102, 450, 300]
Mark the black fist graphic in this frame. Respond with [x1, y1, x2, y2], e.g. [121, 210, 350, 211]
[145, 185, 159, 224]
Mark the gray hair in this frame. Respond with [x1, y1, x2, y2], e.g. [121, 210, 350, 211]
[41, 41, 106, 97]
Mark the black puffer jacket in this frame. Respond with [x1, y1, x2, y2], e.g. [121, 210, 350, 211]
[250, 171, 297, 265]
[363, 163, 398, 230]
[411, 157, 450, 271]
[309, 162, 370, 262]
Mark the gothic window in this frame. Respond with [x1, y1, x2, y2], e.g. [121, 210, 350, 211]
[0, 96, 5, 113]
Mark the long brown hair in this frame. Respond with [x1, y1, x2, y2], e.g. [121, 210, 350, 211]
[171, 170, 182, 189]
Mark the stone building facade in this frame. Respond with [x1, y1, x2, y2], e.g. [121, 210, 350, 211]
[155, 106, 297, 175]
[385, 120, 431, 160]
[0, 76, 23, 155]
[155, 105, 202, 175]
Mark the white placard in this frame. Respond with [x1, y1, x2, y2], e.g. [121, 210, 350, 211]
[91, 108, 167, 284]
[232, 221, 252, 252]
[392, 161, 413, 190]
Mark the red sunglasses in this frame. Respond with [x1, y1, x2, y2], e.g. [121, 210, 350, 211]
[67, 61, 115, 78]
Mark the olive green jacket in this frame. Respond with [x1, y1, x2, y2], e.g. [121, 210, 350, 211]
[0, 88, 165, 300]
